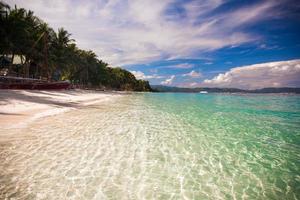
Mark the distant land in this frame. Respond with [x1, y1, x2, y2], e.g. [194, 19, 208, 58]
[151, 85, 300, 94]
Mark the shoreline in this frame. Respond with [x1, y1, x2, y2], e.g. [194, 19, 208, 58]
[0, 89, 121, 130]
[0, 90, 299, 199]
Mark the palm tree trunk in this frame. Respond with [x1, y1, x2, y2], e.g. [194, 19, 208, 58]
[43, 32, 50, 81]
[9, 53, 14, 76]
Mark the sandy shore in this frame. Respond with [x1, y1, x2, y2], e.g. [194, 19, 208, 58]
[0, 89, 119, 130]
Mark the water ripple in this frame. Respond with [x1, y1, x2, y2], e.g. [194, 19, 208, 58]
[0, 94, 299, 199]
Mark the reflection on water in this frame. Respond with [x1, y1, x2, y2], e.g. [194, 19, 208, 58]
[0, 93, 300, 199]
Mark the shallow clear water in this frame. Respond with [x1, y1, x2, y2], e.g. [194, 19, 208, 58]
[1, 93, 300, 199]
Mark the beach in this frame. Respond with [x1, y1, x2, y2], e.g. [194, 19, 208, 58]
[0, 92, 299, 199]
[0, 89, 121, 143]
[1, 0, 300, 198]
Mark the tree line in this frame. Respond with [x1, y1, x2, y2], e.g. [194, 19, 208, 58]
[0, 1, 152, 91]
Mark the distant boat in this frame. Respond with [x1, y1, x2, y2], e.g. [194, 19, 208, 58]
[0, 76, 70, 90]
[199, 91, 208, 94]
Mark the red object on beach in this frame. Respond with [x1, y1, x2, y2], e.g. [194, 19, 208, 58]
[0, 76, 71, 90]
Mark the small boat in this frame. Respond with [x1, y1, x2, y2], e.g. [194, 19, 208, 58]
[199, 91, 208, 94]
[0, 76, 70, 90]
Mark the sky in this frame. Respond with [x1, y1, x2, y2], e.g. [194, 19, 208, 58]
[7, 0, 300, 89]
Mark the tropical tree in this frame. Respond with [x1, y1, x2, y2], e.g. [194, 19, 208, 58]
[0, 1, 152, 91]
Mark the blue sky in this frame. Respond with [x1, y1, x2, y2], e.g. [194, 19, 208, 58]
[8, 0, 300, 89]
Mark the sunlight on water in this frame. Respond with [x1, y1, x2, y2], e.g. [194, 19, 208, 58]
[1, 93, 300, 199]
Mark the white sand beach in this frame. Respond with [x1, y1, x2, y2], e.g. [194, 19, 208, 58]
[0, 89, 119, 130]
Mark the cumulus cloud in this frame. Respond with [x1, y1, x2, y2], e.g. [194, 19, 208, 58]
[202, 59, 300, 89]
[6, 0, 283, 66]
[161, 75, 176, 85]
[130, 71, 147, 80]
[182, 70, 202, 78]
[130, 71, 164, 80]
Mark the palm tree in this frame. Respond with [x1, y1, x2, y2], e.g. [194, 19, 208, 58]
[0, 2, 152, 91]
[27, 22, 55, 79]
[56, 28, 73, 47]
[0, 2, 10, 57]
[49, 28, 75, 80]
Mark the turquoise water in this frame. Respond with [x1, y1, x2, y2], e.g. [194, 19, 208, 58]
[1, 93, 300, 199]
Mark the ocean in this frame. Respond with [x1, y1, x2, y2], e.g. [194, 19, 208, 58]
[1, 93, 300, 199]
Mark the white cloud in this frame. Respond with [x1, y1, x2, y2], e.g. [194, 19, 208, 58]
[182, 70, 202, 78]
[176, 81, 200, 88]
[161, 75, 176, 85]
[202, 59, 300, 89]
[189, 82, 198, 87]
[259, 44, 280, 50]
[7, 0, 283, 65]
[181, 0, 224, 25]
[130, 71, 164, 80]
[160, 63, 194, 69]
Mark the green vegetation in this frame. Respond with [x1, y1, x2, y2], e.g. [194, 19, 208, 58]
[0, 1, 152, 91]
